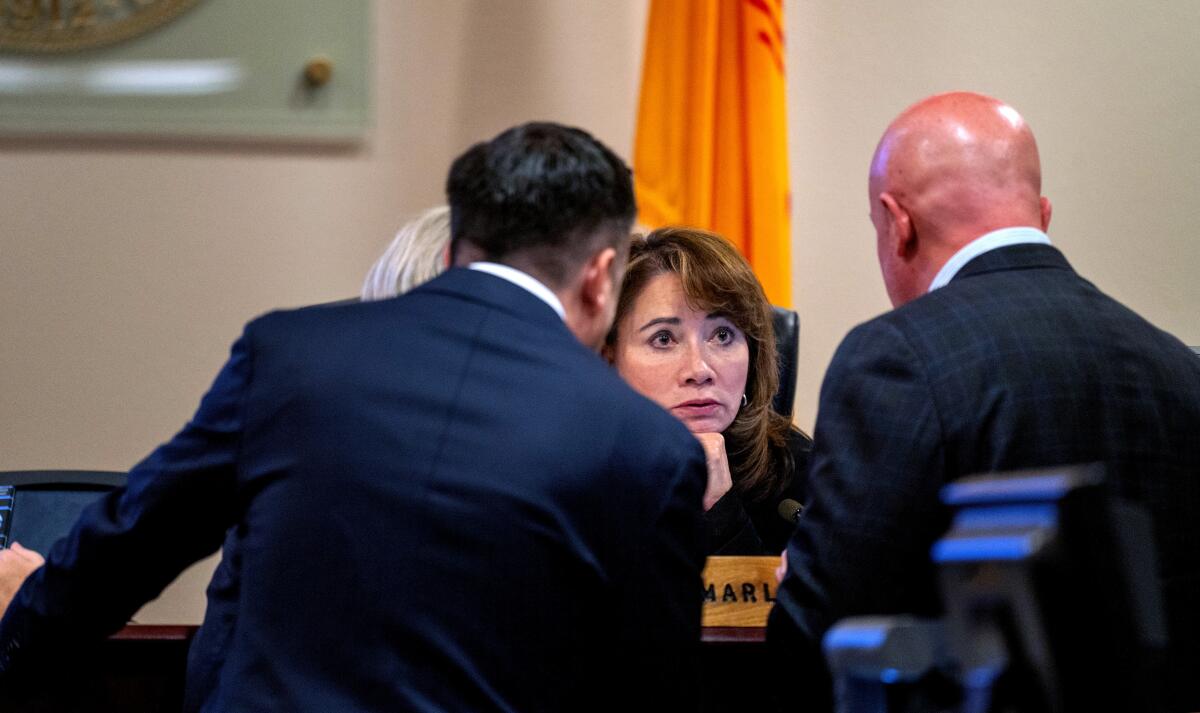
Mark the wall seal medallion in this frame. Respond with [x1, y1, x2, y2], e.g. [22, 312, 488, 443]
[0, 0, 202, 53]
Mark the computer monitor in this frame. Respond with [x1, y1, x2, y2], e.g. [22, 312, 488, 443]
[934, 464, 1166, 713]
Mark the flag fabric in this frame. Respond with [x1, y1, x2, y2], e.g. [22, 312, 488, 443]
[634, 0, 792, 306]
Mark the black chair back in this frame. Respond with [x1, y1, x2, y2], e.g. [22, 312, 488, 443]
[0, 471, 126, 553]
[771, 307, 800, 419]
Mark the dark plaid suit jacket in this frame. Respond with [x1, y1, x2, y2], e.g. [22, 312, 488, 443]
[768, 243, 1200, 711]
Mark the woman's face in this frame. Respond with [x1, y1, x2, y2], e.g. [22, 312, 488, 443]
[611, 272, 750, 434]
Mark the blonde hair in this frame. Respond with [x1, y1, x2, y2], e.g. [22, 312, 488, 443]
[361, 206, 452, 300]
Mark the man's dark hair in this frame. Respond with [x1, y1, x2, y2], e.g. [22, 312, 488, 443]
[446, 122, 636, 287]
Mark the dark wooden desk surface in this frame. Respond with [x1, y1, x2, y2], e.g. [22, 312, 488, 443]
[5, 625, 769, 712]
[109, 623, 769, 643]
[701, 626, 767, 644]
[111, 624, 197, 641]
[2, 625, 199, 713]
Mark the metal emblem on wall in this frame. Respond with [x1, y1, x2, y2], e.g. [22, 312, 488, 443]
[0, 0, 202, 53]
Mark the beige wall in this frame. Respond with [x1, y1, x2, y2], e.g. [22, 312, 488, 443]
[787, 0, 1200, 427]
[2, 1, 1198, 621]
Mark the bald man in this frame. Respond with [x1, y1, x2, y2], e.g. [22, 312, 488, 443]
[769, 92, 1200, 711]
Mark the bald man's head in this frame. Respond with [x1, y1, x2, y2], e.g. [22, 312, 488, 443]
[868, 92, 1052, 306]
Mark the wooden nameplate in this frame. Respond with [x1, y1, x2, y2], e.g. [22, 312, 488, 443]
[701, 556, 780, 627]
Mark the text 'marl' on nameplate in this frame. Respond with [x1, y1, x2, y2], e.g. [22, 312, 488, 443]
[701, 556, 779, 627]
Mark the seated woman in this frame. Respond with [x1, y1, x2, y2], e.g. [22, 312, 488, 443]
[605, 227, 810, 555]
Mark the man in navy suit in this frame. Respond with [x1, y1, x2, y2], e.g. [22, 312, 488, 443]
[0, 122, 708, 712]
[768, 92, 1200, 711]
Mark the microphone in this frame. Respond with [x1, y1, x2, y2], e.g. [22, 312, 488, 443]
[777, 498, 804, 524]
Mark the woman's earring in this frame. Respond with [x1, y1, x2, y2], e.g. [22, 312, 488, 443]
[741, 393, 748, 408]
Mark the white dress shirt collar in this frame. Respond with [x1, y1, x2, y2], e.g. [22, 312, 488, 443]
[468, 262, 566, 321]
[928, 226, 1052, 292]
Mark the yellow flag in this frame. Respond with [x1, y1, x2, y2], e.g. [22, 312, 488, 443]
[634, 0, 792, 306]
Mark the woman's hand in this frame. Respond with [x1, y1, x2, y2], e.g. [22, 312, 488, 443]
[694, 432, 733, 511]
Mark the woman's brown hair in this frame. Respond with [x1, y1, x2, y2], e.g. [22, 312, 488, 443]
[606, 226, 797, 500]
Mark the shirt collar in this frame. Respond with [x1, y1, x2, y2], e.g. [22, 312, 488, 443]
[928, 227, 1052, 292]
[468, 262, 566, 320]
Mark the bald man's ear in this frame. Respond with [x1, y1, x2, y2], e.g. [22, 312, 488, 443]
[1040, 196, 1052, 231]
[880, 192, 915, 258]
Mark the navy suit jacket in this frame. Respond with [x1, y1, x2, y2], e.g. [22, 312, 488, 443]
[768, 244, 1200, 711]
[0, 268, 708, 712]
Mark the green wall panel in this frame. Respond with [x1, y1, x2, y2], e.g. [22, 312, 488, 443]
[0, 0, 370, 141]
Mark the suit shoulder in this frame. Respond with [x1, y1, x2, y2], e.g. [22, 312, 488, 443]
[246, 298, 366, 330]
[242, 298, 419, 351]
[241, 302, 323, 339]
[843, 310, 910, 340]
[580, 357, 690, 438]
[593, 367, 703, 472]
[829, 312, 917, 370]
